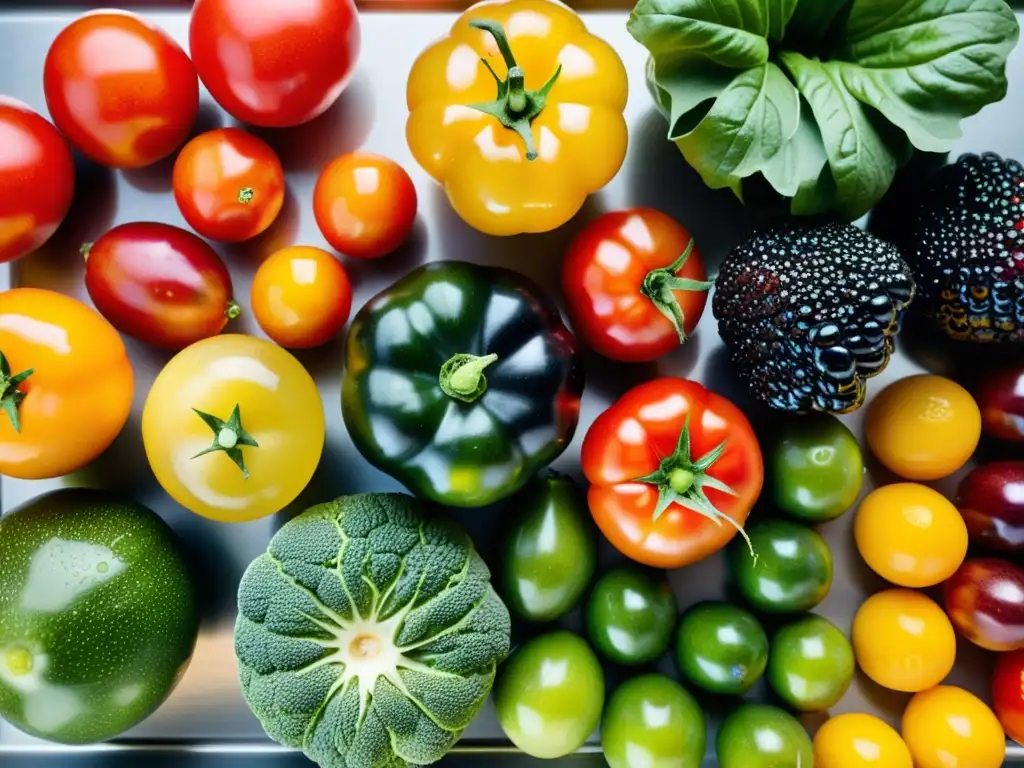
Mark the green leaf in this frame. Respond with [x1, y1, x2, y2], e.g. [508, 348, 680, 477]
[646, 55, 738, 136]
[784, 0, 854, 49]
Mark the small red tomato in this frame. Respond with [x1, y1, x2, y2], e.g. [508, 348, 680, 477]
[43, 10, 198, 168]
[172, 128, 285, 243]
[84, 222, 239, 349]
[958, 462, 1024, 552]
[0, 98, 75, 263]
[977, 366, 1024, 442]
[993, 649, 1024, 745]
[189, 0, 361, 128]
[944, 557, 1024, 652]
[562, 208, 711, 362]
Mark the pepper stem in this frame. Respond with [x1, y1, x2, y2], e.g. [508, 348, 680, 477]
[191, 403, 259, 479]
[238, 188, 254, 205]
[225, 300, 241, 321]
[639, 240, 714, 345]
[439, 353, 499, 403]
[0, 351, 32, 433]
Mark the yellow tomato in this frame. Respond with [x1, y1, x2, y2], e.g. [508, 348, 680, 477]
[813, 713, 912, 768]
[902, 686, 1006, 768]
[142, 334, 325, 522]
[854, 483, 968, 588]
[865, 374, 980, 481]
[852, 589, 955, 692]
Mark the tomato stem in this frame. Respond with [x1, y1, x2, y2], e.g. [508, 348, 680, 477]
[639, 239, 713, 345]
[225, 301, 242, 321]
[191, 403, 259, 479]
[238, 187, 254, 205]
[0, 351, 33, 434]
[439, 352, 499, 403]
[80, 242, 93, 260]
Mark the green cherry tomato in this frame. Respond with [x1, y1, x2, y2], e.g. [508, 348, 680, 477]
[717, 704, 813, 768]
[586, 567, 676, 665]
[729, 520, 833, 613]
[601, 674, 706, 768]
[770, 413, 864, 522]
[501, 472, 597, 622]
[675, 601, 768, 695]
[768, 614, 854, 711]
[494, 630, 604, 759]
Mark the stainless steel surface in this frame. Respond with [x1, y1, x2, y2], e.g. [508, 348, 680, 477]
[0, 4, 1022, 765]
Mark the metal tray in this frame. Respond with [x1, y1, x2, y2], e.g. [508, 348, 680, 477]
[1, 2, 1022, 765]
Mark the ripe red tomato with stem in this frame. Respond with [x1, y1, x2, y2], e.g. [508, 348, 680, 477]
[562, 208, 712, 362]
[84, 222, 240, 349]
[581, 378, 763, 569]
[43, 10, 198, 168]
[189, 0, 361, 128]
[993, 649, 1024, 746]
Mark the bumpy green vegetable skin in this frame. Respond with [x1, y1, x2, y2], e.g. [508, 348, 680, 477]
[234, 493, 512, 768]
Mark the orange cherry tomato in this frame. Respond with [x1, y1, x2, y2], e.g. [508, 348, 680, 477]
[313, 152, 418, 259]
[902, 686, 1006, 768]
[0, 288, 133, 479]
[173, 128, 285, 243]
[251, 246, 352, 349]
[813, 713, 913, 768]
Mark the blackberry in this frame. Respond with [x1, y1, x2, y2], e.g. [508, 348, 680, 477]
[713, 223, 915, 414]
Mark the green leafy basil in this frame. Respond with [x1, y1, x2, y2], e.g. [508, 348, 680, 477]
[759, 99, 833, 215]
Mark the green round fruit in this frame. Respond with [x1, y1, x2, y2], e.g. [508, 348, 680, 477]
[0, 489, 198, 744]
[675, 602, 768, 695]
[586, 568, 676, 665]
[768, 614, 854, 711]
[494, 630, 604, 759]
[501, 472, 596, 622]
[717, 704, 813, 768]
[601, 674, 705, 768]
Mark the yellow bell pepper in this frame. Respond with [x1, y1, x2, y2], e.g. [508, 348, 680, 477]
[406, 0, 628, 237]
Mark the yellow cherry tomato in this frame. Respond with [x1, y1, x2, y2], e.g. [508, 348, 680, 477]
[902, 686, 1006, 768]
[865, 374, 981, 481]
[854, 483, 968, 588]
[142, 334, 325, 523]
[852, 589, 955, 692]
[813, 713, 913, 768]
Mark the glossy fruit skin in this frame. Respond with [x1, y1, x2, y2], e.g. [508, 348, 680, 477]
[251, 246, 352, 349]
[493, 630, 603, 759]
[601, 674, 705, 768]
[902, 686, 1006, 768]
[582, 378, 763, 569]
[173, 128, 285, 243]
[561, 208, 709, 363]
[586, 568, 675, 665]
[865, 374, 981, 481]
[43, 10, 198, 168]
[0, 289, 133, 480]
[768, 615, 854, 711]
[84, 222, 239, 349]
[729, 520, 833, 613]
[813, 713, 913, 768]
[977, 366, 1024, 441]
[0, 99, 75, 263]
[770, 413, 863, 523]
[957, 462, 1024, 552]
[852, 589, 955, 692]
[500, 472, 596, 623]
[313, 152, 418, 260]
[0, 488, 198, 744]
[716, 704, 813, 768]
[992, 648, 1024, 745]
[944, 557, 1024, 651]
[674, 601, 767, 695]
[854, 483, 968, 588]
[142, 334, 325, 523]
[189, 0, 360, 128]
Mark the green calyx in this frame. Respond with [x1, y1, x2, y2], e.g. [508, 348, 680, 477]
[439, 352, 498, 403]
[467, 19, 562, 161]
[226, 300, 242, 321]
[0, 351, 33, 433]
[238, 187, 254, 205]
[639, 240, 714, 345]
[191, 403, 259, 479]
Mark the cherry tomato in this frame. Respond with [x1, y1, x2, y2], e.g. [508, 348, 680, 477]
[172, 128, 285, 243]
[813, 713, 913, 768]
[902, 686, 1006, 768]
[251, 246, 352, 349]
[993, 648, 1024, 745]
[142, 335, 325, 523]
[189, 0, 361, 128]
[562, 208, 711, 362]
[0, 289, 133, 479]
[976, 365, 1024, 442]
[313, 152, 418, 260]
[43, 10, 198, 168]
[852, 589, 955, 693]
[0, 98, 74, 263]
[958, 462, 1024, 552]
[84, 222, 240, 349]
[944, 557, 1024, 652]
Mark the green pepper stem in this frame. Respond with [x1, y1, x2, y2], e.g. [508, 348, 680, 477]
[238, 188, 254, 205]
[639, 240, 714, 345]
[439, 353, 499, 403]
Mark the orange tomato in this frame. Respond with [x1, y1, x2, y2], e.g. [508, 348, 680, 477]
[902, 686, 1006, 768]
[0, 288, 133, 479]
[251, 246, 352, 349]
[813, 713, 913, 768]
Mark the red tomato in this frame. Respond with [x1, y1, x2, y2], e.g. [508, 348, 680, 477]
[581, 378, 764, 568]
[172, 128, 285, 243]
[562, 208, 711, 362]
[43, 10, 198, 168]
[84, 222, 239, 349]
[189, 0, 361, 128]
[993, 649, 1024, 745]
[958, 462, 1024, 552]
[0, 98, 75, 263]
[313, 152, 418, 260]
[944, 557, 1024, 652]
[977, 366, 1024, 442]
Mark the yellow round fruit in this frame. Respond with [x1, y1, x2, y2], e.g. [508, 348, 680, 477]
[902, 686, 1006, 768]
[814, 713, 912, 768]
